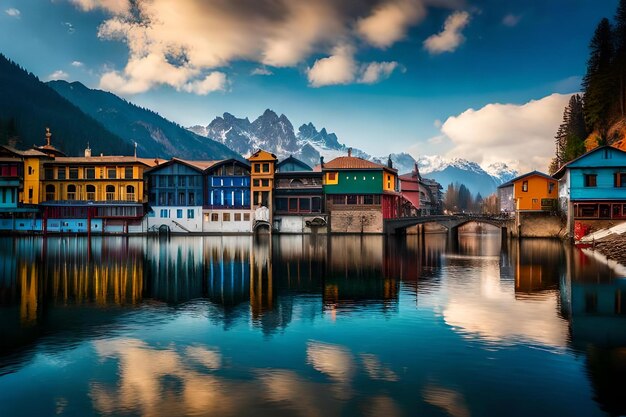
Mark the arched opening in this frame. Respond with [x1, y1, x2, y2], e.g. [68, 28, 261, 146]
[106, 185, 115, 201]
[126, 185, 135, 201]
[67, 184, 77, 200]
[45, 184, 55, 201]
[86, 184, 96, 201]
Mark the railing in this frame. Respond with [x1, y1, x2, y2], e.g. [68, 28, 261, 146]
[106, 192, 115, 201]
[126, 193, 136, 202]
[45, 193, 55, 201]
[67, 192, 76, 200]
[86, 192, 96, 201]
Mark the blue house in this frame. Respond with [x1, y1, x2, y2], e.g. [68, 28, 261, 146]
[554, 146, 626, 233]
[204, 159, 252, 233]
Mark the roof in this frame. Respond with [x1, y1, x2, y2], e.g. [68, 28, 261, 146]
[323, 156, 397, 173]
[497, 170, 554, 188]
[174, 158, 222, 171]
[552, 145, 626, 179]
[43, 155, 161, 167]
[0, 145, 48, 157]
[34, 144, 66, 157]
[248, 149, 277, 161]
[276, 155, 313, 172]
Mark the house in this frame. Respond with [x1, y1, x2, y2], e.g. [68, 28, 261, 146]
[399, 163, 443, 216]
[0, 145, 50, 205]
[204, 159, 252, 233]
[273, 155, 326, 233]
[498, 171, 558, 213]
[322, 149, 401, 233]
[248, 150, 277, 232]
[553, 145, 626, 236]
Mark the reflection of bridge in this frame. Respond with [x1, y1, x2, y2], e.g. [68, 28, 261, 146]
[384, 214, 512, 236]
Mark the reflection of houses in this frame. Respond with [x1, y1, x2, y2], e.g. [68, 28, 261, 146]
[323, 149, 401, 233]
[399, 163, 443, 216]
[39, 146, 156, 234]
[273, 156, 326, 233]
[554, 146, 626, 236]
[508, 240, 563, 296]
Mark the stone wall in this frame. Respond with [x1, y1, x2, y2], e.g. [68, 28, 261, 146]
[510, 212, 566, 238]
[329, 210, 383, 233]
[274, 214, 329, 234]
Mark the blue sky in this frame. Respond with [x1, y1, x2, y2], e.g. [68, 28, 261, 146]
[0, 0, 619, 170]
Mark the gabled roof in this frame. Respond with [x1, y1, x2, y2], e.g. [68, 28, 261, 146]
[323, 155, 397, 173]
[552, 145, 626, 179]
[0, 145, 48, 158]
[276, 155, 312, 172]
[248, 149, 277, 161]
[205, 158, 251, 172]
[497, 170, 554, 188]
[45, 155, 162, 167]
[145, 157, 221, 174]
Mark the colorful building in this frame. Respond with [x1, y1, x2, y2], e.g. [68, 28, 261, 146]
[204, 159, 252, 233]
[322, 150, 401, 233]
[273, 156, 326, 233]
[553, 146, 626, 236]
[248, 150, 277, 232]
[399, 163, 443, 216]
[498, 171, 558, 212]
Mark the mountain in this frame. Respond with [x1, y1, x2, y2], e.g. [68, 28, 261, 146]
[49, 80, 238, 160]
[418, 155, 517, 197]
[373, 153, 417, 175]
[0, 53, 132, 156]
[190, 110, 370, 167]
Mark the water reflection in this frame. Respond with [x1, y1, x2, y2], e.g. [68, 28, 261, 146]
[0, 234, 625, 416]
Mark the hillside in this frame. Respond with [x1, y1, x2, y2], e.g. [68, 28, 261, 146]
[49, 80, 238, 160]
[0, 54, 132, 156]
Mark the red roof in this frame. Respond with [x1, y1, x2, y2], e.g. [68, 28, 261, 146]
[323, 156, 397, 172]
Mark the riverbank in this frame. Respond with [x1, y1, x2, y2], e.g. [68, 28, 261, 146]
[591, 234, 626, 269]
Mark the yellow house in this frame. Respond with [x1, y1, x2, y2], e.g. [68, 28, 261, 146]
[0, 145, 51, 204]
[248, 149, 277, 209]
[511, 171, 558, 211]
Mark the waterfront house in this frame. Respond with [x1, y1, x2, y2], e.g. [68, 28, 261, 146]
[553, 145, 626, 236]
[145, 158, 208, 233]
[501, 171, 558, 212]
[399, 163, 443, 216]
[497, 181, 514, 215]
[0, 145, 50, 205]
[248, 150, 277, 232]
[204, 158, 252, 233]
[322, 149, 401, 233]
[273, 155, 326, 233]
[39, 145, 158, 234]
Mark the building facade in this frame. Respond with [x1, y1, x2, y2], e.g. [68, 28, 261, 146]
[204, 159, 252, 233]
[248, 150, 277, 232]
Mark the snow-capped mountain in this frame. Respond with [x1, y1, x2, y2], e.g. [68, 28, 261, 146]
[484, 162, 518, 185]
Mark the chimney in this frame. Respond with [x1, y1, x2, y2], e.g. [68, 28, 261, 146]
[348, 148, 352, 157]
[387, 155, 393, 169]
[320, 156, 324, 168]
[84, 142, 91, 158]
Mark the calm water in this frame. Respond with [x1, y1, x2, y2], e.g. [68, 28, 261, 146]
[0, 232, 625, 417]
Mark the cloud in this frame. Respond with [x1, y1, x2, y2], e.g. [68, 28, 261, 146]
[357, 0, 426, 48]
[71, 61, 84, 67]
[424, 10, 470, 54]
[502, 13, 522, 27]
[440, 93, 573, 172]
[251, 67, 273, 76]
[307, 44, 357, 87]
[5, 8, 20, 18]
[182, 72, 228, 95]
[68, 0, 459, 92]
[47, 70, 70, 80]
[358, 61, 399, 84]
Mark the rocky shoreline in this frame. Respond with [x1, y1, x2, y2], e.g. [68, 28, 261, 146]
[591, 234, 626, 267]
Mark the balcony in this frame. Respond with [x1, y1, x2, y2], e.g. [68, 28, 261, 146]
[106, 192, 116, 201]
[86, 192, 96, 201]
[67, 193, 76, 200]
[126, 193, 136, 202]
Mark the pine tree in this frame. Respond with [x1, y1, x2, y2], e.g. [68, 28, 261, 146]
[614, 0, 626, 118]
[583, 18, 615, 139]
[552, 94, 587, 169]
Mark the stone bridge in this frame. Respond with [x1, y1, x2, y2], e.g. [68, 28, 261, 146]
[384, 214, 512, 236]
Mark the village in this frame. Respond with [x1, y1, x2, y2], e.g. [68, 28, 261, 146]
[0, 128, 624, 240]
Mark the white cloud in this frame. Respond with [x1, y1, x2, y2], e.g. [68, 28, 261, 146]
[182, 72, 228, 95]
[71, 61, 84, 67]
[251, 67, 273, 76]
[424, 10, 470, 54]
[358, 61, 399, 84]
[69, 0, 130, 15]
[47, 70, 69, 81]
[307, 45, 357, 87]
[357, 0, 426, 48]
[440, 93, 573, 172]
[5, 8, 20, 18]
[502, 13, 522, 27]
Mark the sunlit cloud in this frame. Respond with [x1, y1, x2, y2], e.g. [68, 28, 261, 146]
[307, 45, 357, 87]
[357, 0, 427, 48]
[358, 61, 399, 84]
[47, 70, 70, 80]
[424, 11, 470, 54]
[251, 67, 273, 76]
[5, 8, 20, 18]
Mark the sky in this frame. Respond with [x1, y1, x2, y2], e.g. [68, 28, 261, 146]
[0, 0, 620, 171]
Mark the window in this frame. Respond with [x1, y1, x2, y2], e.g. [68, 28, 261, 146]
[234, 213, 241, 221]
[521, 181, 528, 192]
[125, 167, 133, 179]
[253, 179, 260, 187]
[254, 164, 261, 173]
[243, 213, 250, 221]
[600, 204, 610, 218]
[223, 213, 230, 222]
[28, 166, 33, 175]
[300, 198, 311, 212]
[276, 198, 288, 212]
[126, 185, 135, 201]
[347, 195, 358, 204]
[67, 184, 77, 200]
[328, 172, 336, 181]
[204, 213, 209, 222]
[189, 192, 195, 205]
[613, 204, 621, 218]
[168, 176, 175, 187]
[312, 197, 321, 212]
[188, 209, 194, 219]
[45, 168, 54, 180]
[211, 213, 219, 221]
[160, 209, 169, 218]
[85, 167, 95, 179]
[107, 167, 117, 179]
[178, 176, 186, 187]
[45, 185, 54, 201]
[289, 198, 298, 212]
[584, 174, 597, 187]
[178, 192, 185, 205]
[177, 209, 183, 219]
[106, 185, 115, 201]
[86, 185, 96, 201]
[363, 195, 374, 205]
[262, 163, 270, 172]
[548, 182, 555, 194]
[579, 204, 598, 218]
[261, 179, 269, 187]
[615, 172, 626, 187]
[69, 168, 79, 179]
[57, 167, 66, 180]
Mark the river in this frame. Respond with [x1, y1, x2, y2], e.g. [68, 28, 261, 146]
[0, 232, 624, 417]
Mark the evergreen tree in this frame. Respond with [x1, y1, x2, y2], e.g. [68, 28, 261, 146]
[583, 18, 615, 140]
[614, 0, 626, 118]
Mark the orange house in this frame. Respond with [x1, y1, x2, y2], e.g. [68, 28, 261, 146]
[508, 171, 558, 211]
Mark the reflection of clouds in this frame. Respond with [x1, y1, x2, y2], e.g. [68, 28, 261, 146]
[91, 338, 232, 417]
[360, 353, 398, 382]
[423, 384, 470, 417]
[306, 341, 354, 399]
[441, 262, 568, 348]
[186, 346, 222, 370]
[363, 395, 402, 417]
